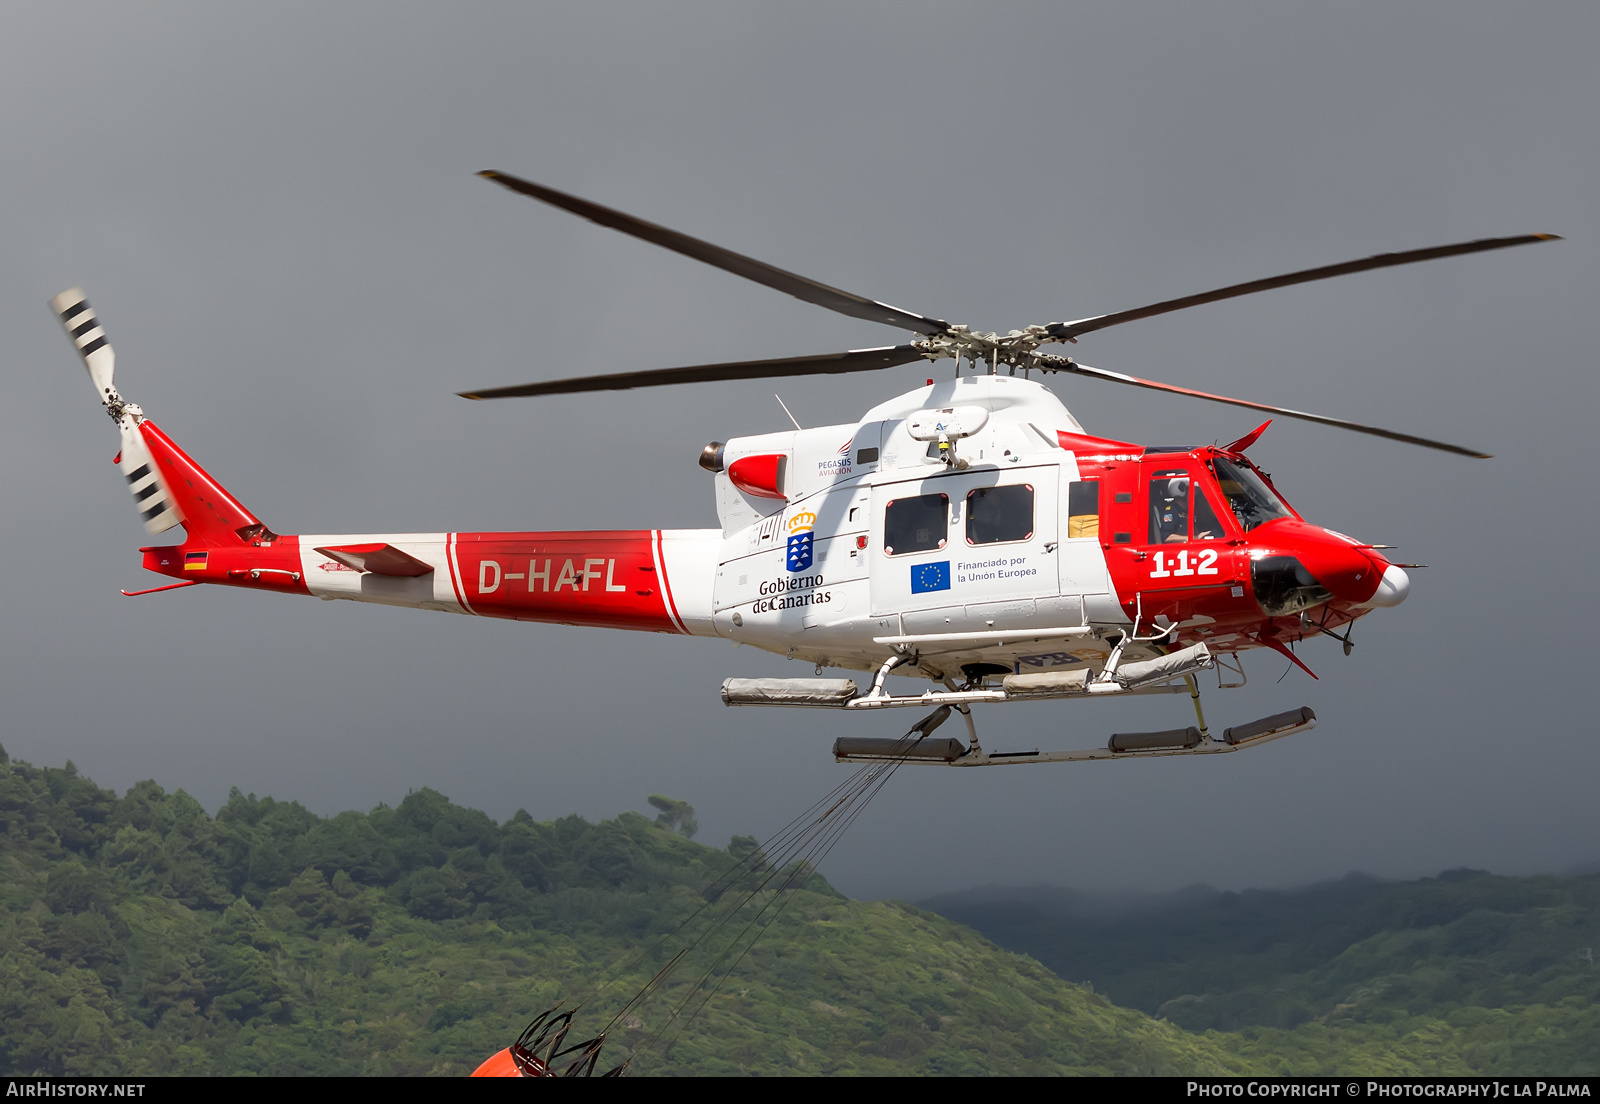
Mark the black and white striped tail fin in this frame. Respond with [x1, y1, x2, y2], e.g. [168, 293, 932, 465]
[50, 288, 121, 410]
[118, 421, 182, 535]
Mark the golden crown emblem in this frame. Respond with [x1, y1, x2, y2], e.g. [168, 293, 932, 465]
[787, 511, 818, 533]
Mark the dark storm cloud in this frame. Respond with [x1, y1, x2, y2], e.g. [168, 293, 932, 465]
[0, 2, 1594, 899]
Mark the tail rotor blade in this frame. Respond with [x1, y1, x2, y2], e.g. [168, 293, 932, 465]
[118, 421, 182, 535]
[50, 288, 183, 532]
[50, 288, 119, 407]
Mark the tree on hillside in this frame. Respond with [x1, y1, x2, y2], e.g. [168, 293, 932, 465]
[648, 795, 697, 839]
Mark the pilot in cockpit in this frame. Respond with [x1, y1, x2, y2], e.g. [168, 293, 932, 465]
[1153, 476, 1190, 543]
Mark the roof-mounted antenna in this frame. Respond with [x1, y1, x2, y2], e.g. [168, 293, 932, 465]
[775, 393, 803, 430]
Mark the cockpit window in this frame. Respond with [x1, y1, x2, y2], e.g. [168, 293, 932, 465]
[1211, 457, 1292, 531]
[1192, 487, 1227, 541]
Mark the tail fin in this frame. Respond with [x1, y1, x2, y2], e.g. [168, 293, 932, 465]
[138, 420, 267, 542]
[53, 287, 268, 543]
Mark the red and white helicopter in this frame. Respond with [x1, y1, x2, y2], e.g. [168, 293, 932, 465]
[53, 173, 1556, 767]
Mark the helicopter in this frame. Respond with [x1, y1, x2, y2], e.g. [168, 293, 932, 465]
[51, 172, 1557, 767]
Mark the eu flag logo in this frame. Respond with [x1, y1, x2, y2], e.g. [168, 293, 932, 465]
[786, 531, 814, 572]
[910, 561, 950, 594]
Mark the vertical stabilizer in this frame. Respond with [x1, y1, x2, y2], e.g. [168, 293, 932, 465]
[52, 286, 266, 542]
[138, 421, 263, 542]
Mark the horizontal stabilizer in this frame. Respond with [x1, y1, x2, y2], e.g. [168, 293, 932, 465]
[314, 543, 434, 577]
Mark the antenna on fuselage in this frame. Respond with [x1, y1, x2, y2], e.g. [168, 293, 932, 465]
[774, 394, 803, 430]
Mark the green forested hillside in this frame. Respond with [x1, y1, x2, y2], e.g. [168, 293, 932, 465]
[923, 872, 1600, 1075]
[7, 743, 1594, 1077]
[0, 745, 1241, 1076]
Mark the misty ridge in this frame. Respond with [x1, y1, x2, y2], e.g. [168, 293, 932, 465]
[924, 872, 1600, 1045]
[1, 743, 1597, 1076]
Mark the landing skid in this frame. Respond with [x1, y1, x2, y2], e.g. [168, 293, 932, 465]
[724, 640, 1314, 767]
[832, 706, 1316, 767]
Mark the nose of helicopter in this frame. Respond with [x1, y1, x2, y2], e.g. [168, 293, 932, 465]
[1255, 520, 1386, 604]
[1361, 563, 1410, 608]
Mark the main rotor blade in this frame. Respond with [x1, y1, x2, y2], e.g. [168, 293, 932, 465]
[1048, 234, 1560, 343]
[478, 170, 951, 335]
[459, 345, 927, 400]
[1059, 362, 1490, 457]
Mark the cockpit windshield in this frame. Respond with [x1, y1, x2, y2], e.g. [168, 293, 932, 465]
[1210, 456, 1293, 531]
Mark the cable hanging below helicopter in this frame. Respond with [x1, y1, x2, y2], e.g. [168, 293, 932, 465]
[472, 724, 940, 1076]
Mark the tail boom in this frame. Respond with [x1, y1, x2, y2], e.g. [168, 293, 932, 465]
[144, 527, 719, 635]
[53, 288, 718, 637]
[445, 529, 715, 633]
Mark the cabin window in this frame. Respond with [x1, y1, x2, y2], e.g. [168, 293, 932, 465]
[967, 484, 1034, 545]
[1148, 470, 1191, 544]
[856, 447, 878, 464]
[1211, 457, 1292, 531]
[884, 493, 949, 555]
[1067, 480, 1099, 539]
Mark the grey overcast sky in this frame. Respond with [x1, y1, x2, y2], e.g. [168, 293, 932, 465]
[2, 2, 1595, 900]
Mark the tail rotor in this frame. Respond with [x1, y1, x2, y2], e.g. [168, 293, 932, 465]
[51, 287, 182, 535]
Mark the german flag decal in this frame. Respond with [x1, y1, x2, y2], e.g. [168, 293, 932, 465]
[183, 551, 208, 571]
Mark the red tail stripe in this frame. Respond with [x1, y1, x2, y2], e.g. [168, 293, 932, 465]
[654, 530, 688, 635]
[446, 533, 471, 613]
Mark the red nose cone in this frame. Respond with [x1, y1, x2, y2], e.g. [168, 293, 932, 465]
[1250, 519, 1383, 604]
